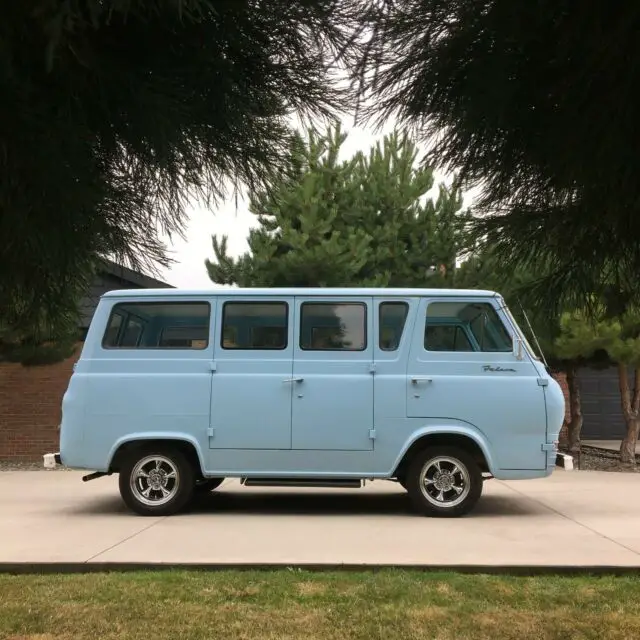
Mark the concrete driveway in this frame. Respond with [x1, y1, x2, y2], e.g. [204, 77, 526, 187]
[1, 470, 639, 567]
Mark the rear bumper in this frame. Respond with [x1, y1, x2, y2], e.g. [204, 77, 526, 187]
[43, 452, 62, 469]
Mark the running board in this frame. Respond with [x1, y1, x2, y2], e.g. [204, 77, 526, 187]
[241, 478, 362, 489]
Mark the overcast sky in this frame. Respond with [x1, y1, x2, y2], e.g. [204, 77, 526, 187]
[158, 116, 472, 289]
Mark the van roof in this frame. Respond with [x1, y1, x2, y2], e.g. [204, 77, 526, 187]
[102, 287, 500, 299]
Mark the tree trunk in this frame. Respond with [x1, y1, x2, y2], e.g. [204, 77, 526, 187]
[618, 364, 640, 465]
[565, 365, 583, 456]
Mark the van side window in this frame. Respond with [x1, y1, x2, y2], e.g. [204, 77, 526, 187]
[221, 302, 288, 350]
[425, 302, 512, 353]
[103, 302, 210, 349]
[300, 302, 366, 351]
[159, 326, 207, 349]
[379, 302, 409, 351]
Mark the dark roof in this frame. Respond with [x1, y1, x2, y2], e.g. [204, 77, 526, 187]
[98, 258, 173, 289]
[78, 259, 174, 330]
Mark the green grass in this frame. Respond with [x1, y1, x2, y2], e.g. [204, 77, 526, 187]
[1, 570, 640, 639]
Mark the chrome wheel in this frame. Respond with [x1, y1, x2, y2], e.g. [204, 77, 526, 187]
[419, 456, 470, 508]
[130, 455, 180, 507]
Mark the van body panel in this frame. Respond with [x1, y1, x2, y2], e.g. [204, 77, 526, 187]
[204, 420, 493, 477]
[56, 287, 564, 488]
[206, 449, 376, 476]
[63, 295, 214, 470]
[545, 377, 565, 442]
[406, 297, 547, 470]
[58, 373, 87, 468]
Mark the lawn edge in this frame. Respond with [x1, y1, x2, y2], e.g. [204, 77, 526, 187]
[0, 563, 639, 576]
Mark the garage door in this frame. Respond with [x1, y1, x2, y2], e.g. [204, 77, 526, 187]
[578, 367, 627, 439]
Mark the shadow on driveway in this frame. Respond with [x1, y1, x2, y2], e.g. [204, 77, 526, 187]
[60, 488, 544, 519]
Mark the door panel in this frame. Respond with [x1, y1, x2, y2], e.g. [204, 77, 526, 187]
[292, 297, 374, 451]
[406, 298, 547, 470]
[209, 297, 293, 450]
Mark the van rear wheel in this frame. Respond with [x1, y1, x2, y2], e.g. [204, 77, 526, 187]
[119, 446, 195, 516]
[406, 446, 482, 517]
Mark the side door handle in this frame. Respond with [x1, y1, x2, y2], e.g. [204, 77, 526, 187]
[410, 377, 433, 385]
[282, 377, 304, 384]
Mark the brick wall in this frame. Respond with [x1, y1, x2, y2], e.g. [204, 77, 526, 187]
[0, 346, 82, 461]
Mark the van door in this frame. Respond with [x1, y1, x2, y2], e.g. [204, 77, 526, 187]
[406, 297, 547, 470]
[291, 296, 374, 451]
[209, 297, 293, 449]
[373, 296, 417, 442]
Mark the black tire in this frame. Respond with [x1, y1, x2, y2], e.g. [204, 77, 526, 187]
[405, 446, 482, 517]
[194, 477, 225, 492]
[119, 446, 196, 516]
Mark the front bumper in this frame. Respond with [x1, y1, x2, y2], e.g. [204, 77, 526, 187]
[43, 452, 62, 469]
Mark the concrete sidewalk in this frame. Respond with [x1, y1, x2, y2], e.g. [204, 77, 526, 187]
[583, 440, 640, 454]
[1, 470, 639, 567]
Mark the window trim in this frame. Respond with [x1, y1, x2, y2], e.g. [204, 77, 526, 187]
[220, 301, 289, 351]
[378, 301, 409, 352]
[101, 301, 211, 350]
[299, 301, 368, 352]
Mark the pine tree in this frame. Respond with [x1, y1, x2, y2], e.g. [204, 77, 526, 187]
[358, 1, 640, 315]
[206, 125, 467, 288]
[1, 0, 365, 354]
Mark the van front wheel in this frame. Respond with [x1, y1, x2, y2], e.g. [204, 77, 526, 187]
[119, 447, 195, 516]
[406, 446, 482, 517]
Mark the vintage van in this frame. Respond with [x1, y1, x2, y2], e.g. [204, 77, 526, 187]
[47, 287, 565, 517]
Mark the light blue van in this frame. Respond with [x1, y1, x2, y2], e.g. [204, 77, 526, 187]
[48, 288, 565, 517]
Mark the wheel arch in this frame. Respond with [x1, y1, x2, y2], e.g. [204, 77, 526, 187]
[108, 434, 205, 476]
[392, 427, 495, 480]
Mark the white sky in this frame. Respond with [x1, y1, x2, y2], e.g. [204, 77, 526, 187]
[158, 115, 476, 289]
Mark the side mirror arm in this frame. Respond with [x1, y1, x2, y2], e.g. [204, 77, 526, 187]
[514, 337, 524, 361]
